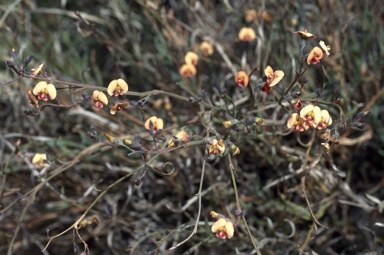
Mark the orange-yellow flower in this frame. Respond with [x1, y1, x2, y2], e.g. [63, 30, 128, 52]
[245, 9, 257, 23]
[145, 116, 164, 133]
[32, 81, 57, 101]
[261, 10, 272, 22]
[167, 130, 190, 148]
[110, 102, 129, 115]
[294, 30, 316, 39]
[317, 109, 332, 130]
[287, 113, 309, 132]
[307, 46, 323, 65]
[235, 71, 249, 88]
[264, 66, 284, 87]
[199, 41, 214, 56]
[319, 40, 331, 56]
[107, 78, 128, 96]
[238, 27, 256, 41]
[32, 153, 49, 168]
[208, 139, 225, 155]
[92, 90, 108, 108]
[300, 104, 321, 128]
[211, 218, 234, 239]
[179, 64, 197, 77]
[184, 52, 199, 66]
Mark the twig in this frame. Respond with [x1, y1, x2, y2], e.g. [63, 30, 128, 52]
[278, 67, 307, 105]
[0, 0, 23, 28]
[6, 196, 34, 255]
[42, 160, 146, 252]
[299, 223, 315, 251]
[301, 175, 328, 234]
[228, 154, 262, 255]
[169, 156, 207, 250]
[299, 130, 328, 235]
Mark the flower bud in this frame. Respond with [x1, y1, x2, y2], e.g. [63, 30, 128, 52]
[105, 133, 115, 143]
[230, 144, 240, 155]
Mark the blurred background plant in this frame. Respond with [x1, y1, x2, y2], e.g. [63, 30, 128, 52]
[0, 0, 383, 254]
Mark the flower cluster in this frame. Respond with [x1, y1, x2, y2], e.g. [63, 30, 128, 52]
[91, 78, 129, 114]
[294, 30, 331, 65]
[287, 104, 332, 132]
[107, 78, 129, 114]
[208, 139, 226, 155]
[167, 130, 190, 148]
[235, 65, 284, 92]
[2, 4, 369, 252]
[179, 43, 214, 77]
[179, 51, 198, 77]
[320, 129, 340, 152]
[28, 73, 130, 115]
[27, 64, 56, 107]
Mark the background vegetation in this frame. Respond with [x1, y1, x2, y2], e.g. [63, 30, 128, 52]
[0, 0, 383, 254]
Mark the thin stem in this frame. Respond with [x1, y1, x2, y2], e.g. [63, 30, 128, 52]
[299, 130, 328, 234]
[7, 191, 34, 255]
[227, 154, 241, 219]
[301, 175, 328, 233]
[242, 216, 262, 255]
[228, 154, 261, 255]
[169, 156, 207, 250]
[278, 67, 307, 105]
[299, 223, 315, 251]
[246, 66, 260, 105]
